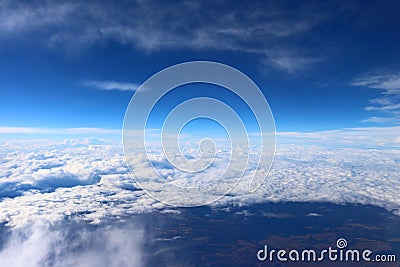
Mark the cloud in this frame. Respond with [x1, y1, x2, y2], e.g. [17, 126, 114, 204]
[0, 1, 77, 34]
[0, 0, 327, 72]
[0, 130, 399, 229]
[266, 53, 321, 73]
[277, 126, 400, 148]
[83, 80, 138, 92]
[307, 212, 323, 217]
[0, 221, 145, 267]
[0, 139, 166, 228]
[0, 127, 120, 135]
[350, 72, 400, 123]
[350, 73, 400, 92]
[361, 116, 399, 123]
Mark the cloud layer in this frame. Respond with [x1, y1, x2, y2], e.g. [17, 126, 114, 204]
[0, 134, 399, 229]
[0, 133, 399, 266]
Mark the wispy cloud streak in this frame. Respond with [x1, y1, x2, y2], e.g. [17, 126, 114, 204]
[0, 127, 120, 135]
[83, 80, 138, 92]
[0, 1, 327, 72]
[351, 72, 400, 124]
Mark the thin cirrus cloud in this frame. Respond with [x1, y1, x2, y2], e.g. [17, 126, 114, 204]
[266, 53, 322, 73]
[350, 72, 400, 124]
[0, 126, 120, 135]
[277, 126, 400, 148]
[83, 80, 138, 92]
[1, 125, 399, 147]
[0, 0, 327, 72]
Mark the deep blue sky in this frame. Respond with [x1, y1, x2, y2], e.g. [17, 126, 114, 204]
[0, 0, 399, 133]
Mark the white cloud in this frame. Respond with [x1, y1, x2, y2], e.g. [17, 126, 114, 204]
[0, 131, 399, 229]
[83, 80, 138, 92]
[0, 1, 326, 72]
[0, 127, 120, 135]
[361, 116, 399, 123]
[1, 133, 398, 266]
[351, 73, 400, 92]
[0, 221, 145, 267]
[0, 140, 165, 228]
[0, 222, 60, 267]
[350, 72, 400, 123]
[0, 1, 77, 33]
[267, 53, 321, 73]
[277, 126, 400, 148]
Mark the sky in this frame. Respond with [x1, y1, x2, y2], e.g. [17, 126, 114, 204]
[1, 2, 400, 265]
[0, 0, 400, 136]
